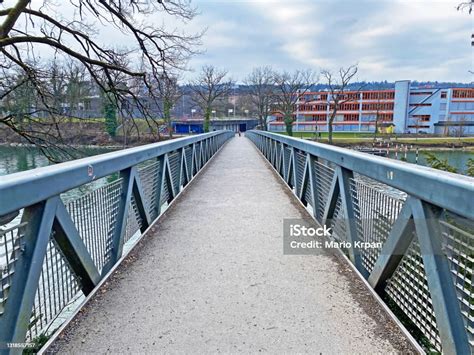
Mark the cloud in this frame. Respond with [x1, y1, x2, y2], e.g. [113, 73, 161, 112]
[189, 0, 473, 82]
[11, 0, 473, 82]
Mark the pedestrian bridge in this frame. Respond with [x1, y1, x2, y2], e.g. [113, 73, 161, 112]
[0, 131, 473, 354]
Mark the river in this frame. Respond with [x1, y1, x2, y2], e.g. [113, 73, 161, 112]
[1, 145, 473, 177]
[388, 149, 474, 175]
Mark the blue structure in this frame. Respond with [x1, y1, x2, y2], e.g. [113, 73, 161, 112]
[173, 118, 258, 134]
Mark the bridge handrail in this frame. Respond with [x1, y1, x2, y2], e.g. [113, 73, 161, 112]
[250, 131, 474, 220]
[0, 130, 234, 349]
[246, 130, 473, 354]
[0, 131, 228, 217]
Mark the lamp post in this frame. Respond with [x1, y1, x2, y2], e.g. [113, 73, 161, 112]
[191, 109, 196, 118]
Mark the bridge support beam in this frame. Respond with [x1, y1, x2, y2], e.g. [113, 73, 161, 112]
[368, 200, 414, 291]
[0, 199, 56, 351]
[411, 198, 469, 355]
[53, 198, 101, 295]
[102, 167, 135, 276]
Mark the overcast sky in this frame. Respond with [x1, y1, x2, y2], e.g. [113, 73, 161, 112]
[183, 0, 473, 83]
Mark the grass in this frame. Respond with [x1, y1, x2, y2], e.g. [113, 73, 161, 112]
[274, 132, 474, 145]
[277, 131, 373, 139]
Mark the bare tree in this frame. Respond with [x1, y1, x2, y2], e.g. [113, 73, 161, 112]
[272, 69, 316, 136]
[0, 0, 200, 160]
[156, 73, 182, 138]
[64, 59, 88, 119]
[189, 65, 233, 132]
[321, 65, 360, 145]
[373, 96, 381, 143]
[244, 66, 275, 130]
[457, 116, 468, 138]
[49, 59, 67, 115]
[457, 1, 473, 13]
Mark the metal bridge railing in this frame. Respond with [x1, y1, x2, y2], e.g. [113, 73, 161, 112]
[246, 130, 474, 354]
[0, 131, 234, 348]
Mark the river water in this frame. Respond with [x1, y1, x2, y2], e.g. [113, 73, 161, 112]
[388, 149, 474, 175]
[1, 145, 473, 177]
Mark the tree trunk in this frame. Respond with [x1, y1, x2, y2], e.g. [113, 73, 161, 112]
[259, 114, 266, 131]
[328, 119, 333, 144]
[204, 107, 211, 133]
[164, 99, 173, 138]
[373, 120, 378, 143]
[284, 115, 293, 136]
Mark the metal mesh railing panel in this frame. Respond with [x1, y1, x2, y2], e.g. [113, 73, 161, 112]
[314, 159, 335, 222]
[124, 195, 143, 244]
[138, 161, 160, 221]
[385, 236, 442, 351]
[27, 237, 81, 341]
[185, 147, 193, 179]
[304, 176, 313, 208]
[0, 222, 25, 315]
[283, 146, 291, 177]
[440, 214, 474, 350]
[350, 176, 405, 274]
[168, 151, 181, 195]
[295, 150, 306, 194]
[66, 179, 123, 273]
[330, 196, 347, 243]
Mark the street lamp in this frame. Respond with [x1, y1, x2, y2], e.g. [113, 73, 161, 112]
[191, 109, 196, 118]
[212, 110, 216, 118]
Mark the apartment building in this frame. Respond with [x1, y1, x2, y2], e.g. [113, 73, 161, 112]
[267, 81, 474, 135]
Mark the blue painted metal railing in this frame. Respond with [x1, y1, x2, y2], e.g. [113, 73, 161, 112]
[0, 131, 234, 350]
[246, 130, 474, 354]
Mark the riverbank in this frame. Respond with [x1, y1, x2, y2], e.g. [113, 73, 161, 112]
[0, 121, 175, 149]
[281, 132, 474, 149]
[333, 138, 474, 149]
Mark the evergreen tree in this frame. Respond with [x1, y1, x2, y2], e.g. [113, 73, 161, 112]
[103, 98, 117, 137]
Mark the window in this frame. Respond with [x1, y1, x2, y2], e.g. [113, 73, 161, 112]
[361, 91, 395, 100]
[410, 91, 433, 96]
[361, 103, 394, 111]
[451, 102, 474, 111]
[453, 89, 474, 98]
[343, 114, 359, 121]
[411, 114, 431, 122]
[441, 91, 447, 99]
[409, 103, 431, 107]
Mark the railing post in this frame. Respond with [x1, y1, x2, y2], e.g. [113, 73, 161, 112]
[279, 143, 286, 178]
[53, 198, 101, 295]
[154, 155, 166, 217]
[164, 154, 177, 200]
[288, 147, 296, 190]
[179, 147, 189, 188]
[368, 200, 414, 291]
[308, 156, 321, 222]
[102, 167, 134, 275]
[337, 166, 365, 275]
[132, 172, 151, 232]
[0, 198, 57, 349]
[411, 198, 470, 355]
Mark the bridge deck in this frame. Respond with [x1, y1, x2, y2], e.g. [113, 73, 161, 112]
[50, 137, 414, 353]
